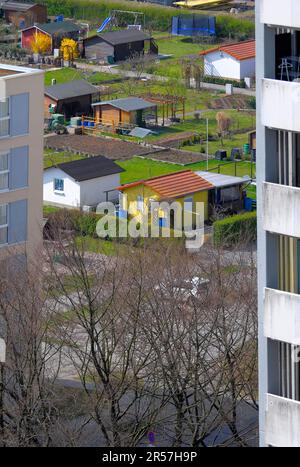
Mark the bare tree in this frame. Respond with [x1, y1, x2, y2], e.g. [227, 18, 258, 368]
[216, 112, 232, 147]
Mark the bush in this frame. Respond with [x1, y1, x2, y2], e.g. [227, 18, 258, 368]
[248, 96, 256, 110]
[47, 209, 102, 237]
[213, 211, 257, 247]
[202, 76, 246, 88]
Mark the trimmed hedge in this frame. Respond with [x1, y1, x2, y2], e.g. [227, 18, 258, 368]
[213, 211, 257, 247]
[202, 76, 246, 88]
[41, 0, 254, 37]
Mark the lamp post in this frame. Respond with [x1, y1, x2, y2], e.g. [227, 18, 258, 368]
[0, 338, 6, 441]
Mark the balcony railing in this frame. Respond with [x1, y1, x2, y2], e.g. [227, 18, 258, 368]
[261, 0, 300, 29]
[266, 394, 300, 446]
[264, 288, 300, 344]
[262, 79, 300, 132]
[263, 182, 300, 237]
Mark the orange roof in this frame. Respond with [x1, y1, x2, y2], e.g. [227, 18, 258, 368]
[199, 39, 256, 61]
[117, 170, 214, 199]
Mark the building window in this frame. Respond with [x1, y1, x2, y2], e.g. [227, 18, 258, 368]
[54, 178, 64, 192]
[0, 204, 8, 246]
[0, 99, 9, 138]
[184, 196, 193, 211]
[0, 152, 9, 191]
[137, 195, 144, 212]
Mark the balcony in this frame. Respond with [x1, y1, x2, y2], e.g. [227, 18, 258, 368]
[261, 0, 300, 29]
[266, 394, 300, 446]
[264, 288, 300, 344]
[262, 79, 300, 132]
[263, 182, 300, 237]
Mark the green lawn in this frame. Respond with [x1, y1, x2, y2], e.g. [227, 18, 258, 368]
[44, 67, 120, 86]
[118, 156, 256, 184]
[43, 204, 60, 217]
[119, 158, 185, 183]
[246, 184, 256, 200]
[101, 78, 224, 115]
[146, 111, 255, 145]
[75, 236, 129, 256]
[44, 149, 86, 168]
[139, 35, 222, 80]
[155, 36, 218, 59]
[184, 132, 252, 158]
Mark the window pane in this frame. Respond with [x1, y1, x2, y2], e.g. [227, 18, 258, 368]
[0, 99, 9, 119]
[0, 227, 8, 245]
[0, 119, 9, 137]
[0, 204, 7, 226]
[0, 173, 8, 190]
[54, 179, 64, 191]
[0, 153, 8, 171]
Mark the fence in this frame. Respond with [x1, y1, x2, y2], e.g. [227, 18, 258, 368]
[206, 160, 256, 180]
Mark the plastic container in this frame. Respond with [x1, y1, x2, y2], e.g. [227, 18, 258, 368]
[244, 197, 253, 212]
[243, 143, 250, 155]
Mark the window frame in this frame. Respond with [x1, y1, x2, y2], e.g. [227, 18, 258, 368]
[0, 98, 10, 139]
[0, 151, 9, 192]
[54, 178, 65, 193]
[0, 203, 8, 246]
[137, 195, 144, 212]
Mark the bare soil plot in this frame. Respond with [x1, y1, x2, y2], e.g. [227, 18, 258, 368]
[44, 135, 160, 161]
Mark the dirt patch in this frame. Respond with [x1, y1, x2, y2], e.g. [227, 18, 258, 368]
[140, 148, 207, 165]
[44, 134, 207, 165]
[209, 95, 251, 110]
[154, 131, 198, 149]
[45, 135, 160, 161]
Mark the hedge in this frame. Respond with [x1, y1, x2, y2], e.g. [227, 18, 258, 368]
[213, 211, 257, 247]
[41, 0, 254, 37]
[47, 208, 102, 237]
[202, 76, 246, 88]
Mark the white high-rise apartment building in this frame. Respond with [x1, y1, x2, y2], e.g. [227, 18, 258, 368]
[0, 64, 44, 269]
[257, 0, 300, 447]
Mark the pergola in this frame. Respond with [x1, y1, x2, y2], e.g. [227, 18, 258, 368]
[139, 93, 186, 126]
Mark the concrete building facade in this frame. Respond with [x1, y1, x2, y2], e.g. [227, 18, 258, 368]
[0, 64, 44, 267]
[257, 0, 300, 447]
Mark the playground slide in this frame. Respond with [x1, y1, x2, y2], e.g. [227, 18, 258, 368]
[97, 17, 112, 33]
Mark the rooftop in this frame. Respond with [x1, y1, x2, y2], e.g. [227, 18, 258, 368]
[97, 29, 150, 46]
[46, 156, 124, 182]
[22, 21, 81, 34]
[45, 79, 99, 101]
[118, 170, 214, 199]
[196, 171, 249, 188]
[92, 97, 156, 112]
[1, 1, 39, 11]
[0, 63, 43, 78]
[199, 39, 256, 61]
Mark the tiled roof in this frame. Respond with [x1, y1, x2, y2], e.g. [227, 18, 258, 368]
[118, 170, 214, 199]
[199, 39, 256, 61]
